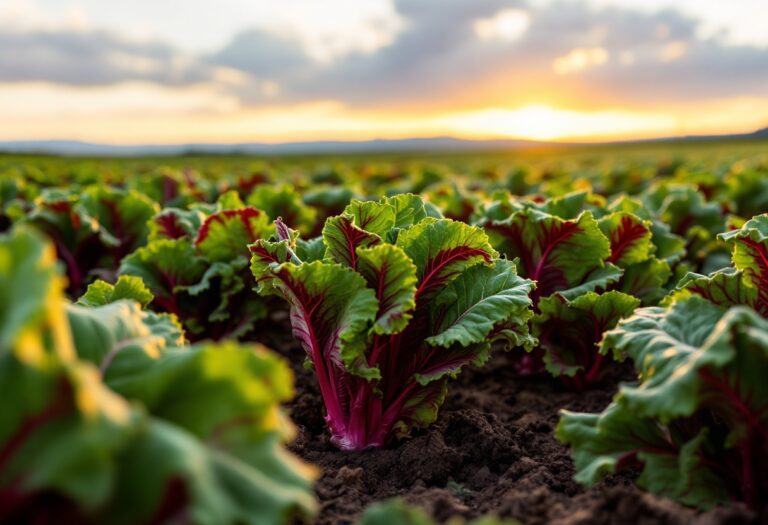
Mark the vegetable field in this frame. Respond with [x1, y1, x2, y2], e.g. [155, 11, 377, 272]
[2, 139, 767, 524]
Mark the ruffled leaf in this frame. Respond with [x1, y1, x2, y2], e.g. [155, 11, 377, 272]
[562, 297, 768, 508]
[718, 214, 768, 316]
[322, 215, 382, 268]
[252, 197, 533, 451]
[664, 268, 756, 310]
[607, 195, 686, 264]
[0, 227, 317, 524]
[78, 186, 159, 258]
[259, 261, 378, 377]
[343, 194, 436, 241]
[356, 244, 417, 335]
[557, 404, 729, 508]
[537, 191, 606, 220]
[77, 275, 154, 308]
[343, 199, 396, 238]
[180, 258, 267, 339]
[601, 298, 727, 418]
[482, 209, 610, 300]
[67, 300, 184, 375]
[148, 208, 205, 242]
[555, 264, 623, 301]
[536, 291, 639, 384]
[391, 380, 447, 439]
[599, 212, 654, 267]
[644, 185, 724, 238]
[616, 257, 672, 305]
[387, 193, 435, 229]
[426, 259, 534, 348]
[397, 218, 496, 300]
[247, 184, 316, 234]
[120, 238, 206, 316]
[295, 236, 326, 262]
[195, 207, 272, 263]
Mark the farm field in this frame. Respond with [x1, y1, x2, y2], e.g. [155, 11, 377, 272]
[2, 138, 768, 525]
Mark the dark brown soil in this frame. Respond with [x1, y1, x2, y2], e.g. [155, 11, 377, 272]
[256, 313, 761, 525]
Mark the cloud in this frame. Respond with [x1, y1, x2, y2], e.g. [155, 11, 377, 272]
[581, 38, 768, 102]
[207, 0, 768, 111]
[211, 29, 311, 78]
[524, 4, 768, 104]
[1, 0, 767, 113]
[0, 28, 215, 85]
[225, 0, 530, 106]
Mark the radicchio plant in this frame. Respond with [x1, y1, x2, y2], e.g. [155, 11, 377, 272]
[120, 196, 273, 340]
[640, 184, 730, 275]
[247, 184, 318, 236]
[667, 214, 768, 316]
[251, 195, 535, 450]
[0, 227, 317, 524]
[475, 192, 663, 386]
[477, 191, 674, 305]
[534, 291, 639, 389]
[558, 296, 768, 509]
[22, 186, 158, 294]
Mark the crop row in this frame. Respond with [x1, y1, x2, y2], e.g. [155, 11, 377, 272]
[1, 153, 767, 522]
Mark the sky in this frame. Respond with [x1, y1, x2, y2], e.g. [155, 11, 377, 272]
[1, 0, 767, 144]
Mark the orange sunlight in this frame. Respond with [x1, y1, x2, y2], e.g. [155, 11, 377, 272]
[1, 82, 767, 144]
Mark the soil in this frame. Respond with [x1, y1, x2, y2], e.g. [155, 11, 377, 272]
[257, 313, 763, 525]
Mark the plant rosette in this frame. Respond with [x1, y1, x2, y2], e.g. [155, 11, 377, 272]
[251, 194, 536, 451]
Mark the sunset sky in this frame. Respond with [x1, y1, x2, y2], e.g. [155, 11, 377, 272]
[2, 0, 767, 144]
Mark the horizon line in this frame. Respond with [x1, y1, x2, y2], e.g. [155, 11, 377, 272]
[1, 127, 766, 157]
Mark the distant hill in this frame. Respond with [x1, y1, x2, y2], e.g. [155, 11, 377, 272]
[632, 126, 768, 144]
[0, 128, 766, 157]
[0, 137, 548, 157]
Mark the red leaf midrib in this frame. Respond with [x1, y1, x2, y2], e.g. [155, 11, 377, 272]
[607, 216, 648, 265]
[532, 222, 580, 282]
[415, 246, 490, 298]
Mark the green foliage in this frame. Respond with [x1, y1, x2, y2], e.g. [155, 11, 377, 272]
[4, 139, 768, 516]
[535, 291, 640, 386]
[19, 186, 158, 294]
[248, 184, 317, 235]
[77, 275, 154, 308]
[665, 214, 768, 317]
[558, 297, 768, 509]
[0, 227, 317, 524]
[476, 192, 666, 385]
[252, 195, 534, 450]
[120, 205, 272, 340]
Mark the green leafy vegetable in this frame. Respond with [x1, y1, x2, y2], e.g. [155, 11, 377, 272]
[252, 195, 535, 450]
[77, 275, 154, 308]
[0, 227, 317, 524]
[120, 204, 273, 340]
[558, 297, 768, 509]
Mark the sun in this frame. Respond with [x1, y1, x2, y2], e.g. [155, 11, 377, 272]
[441, 104, 675, 141]
[502, 105, 572, 140]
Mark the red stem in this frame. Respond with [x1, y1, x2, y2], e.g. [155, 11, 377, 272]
[51, 237, 83, 292]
